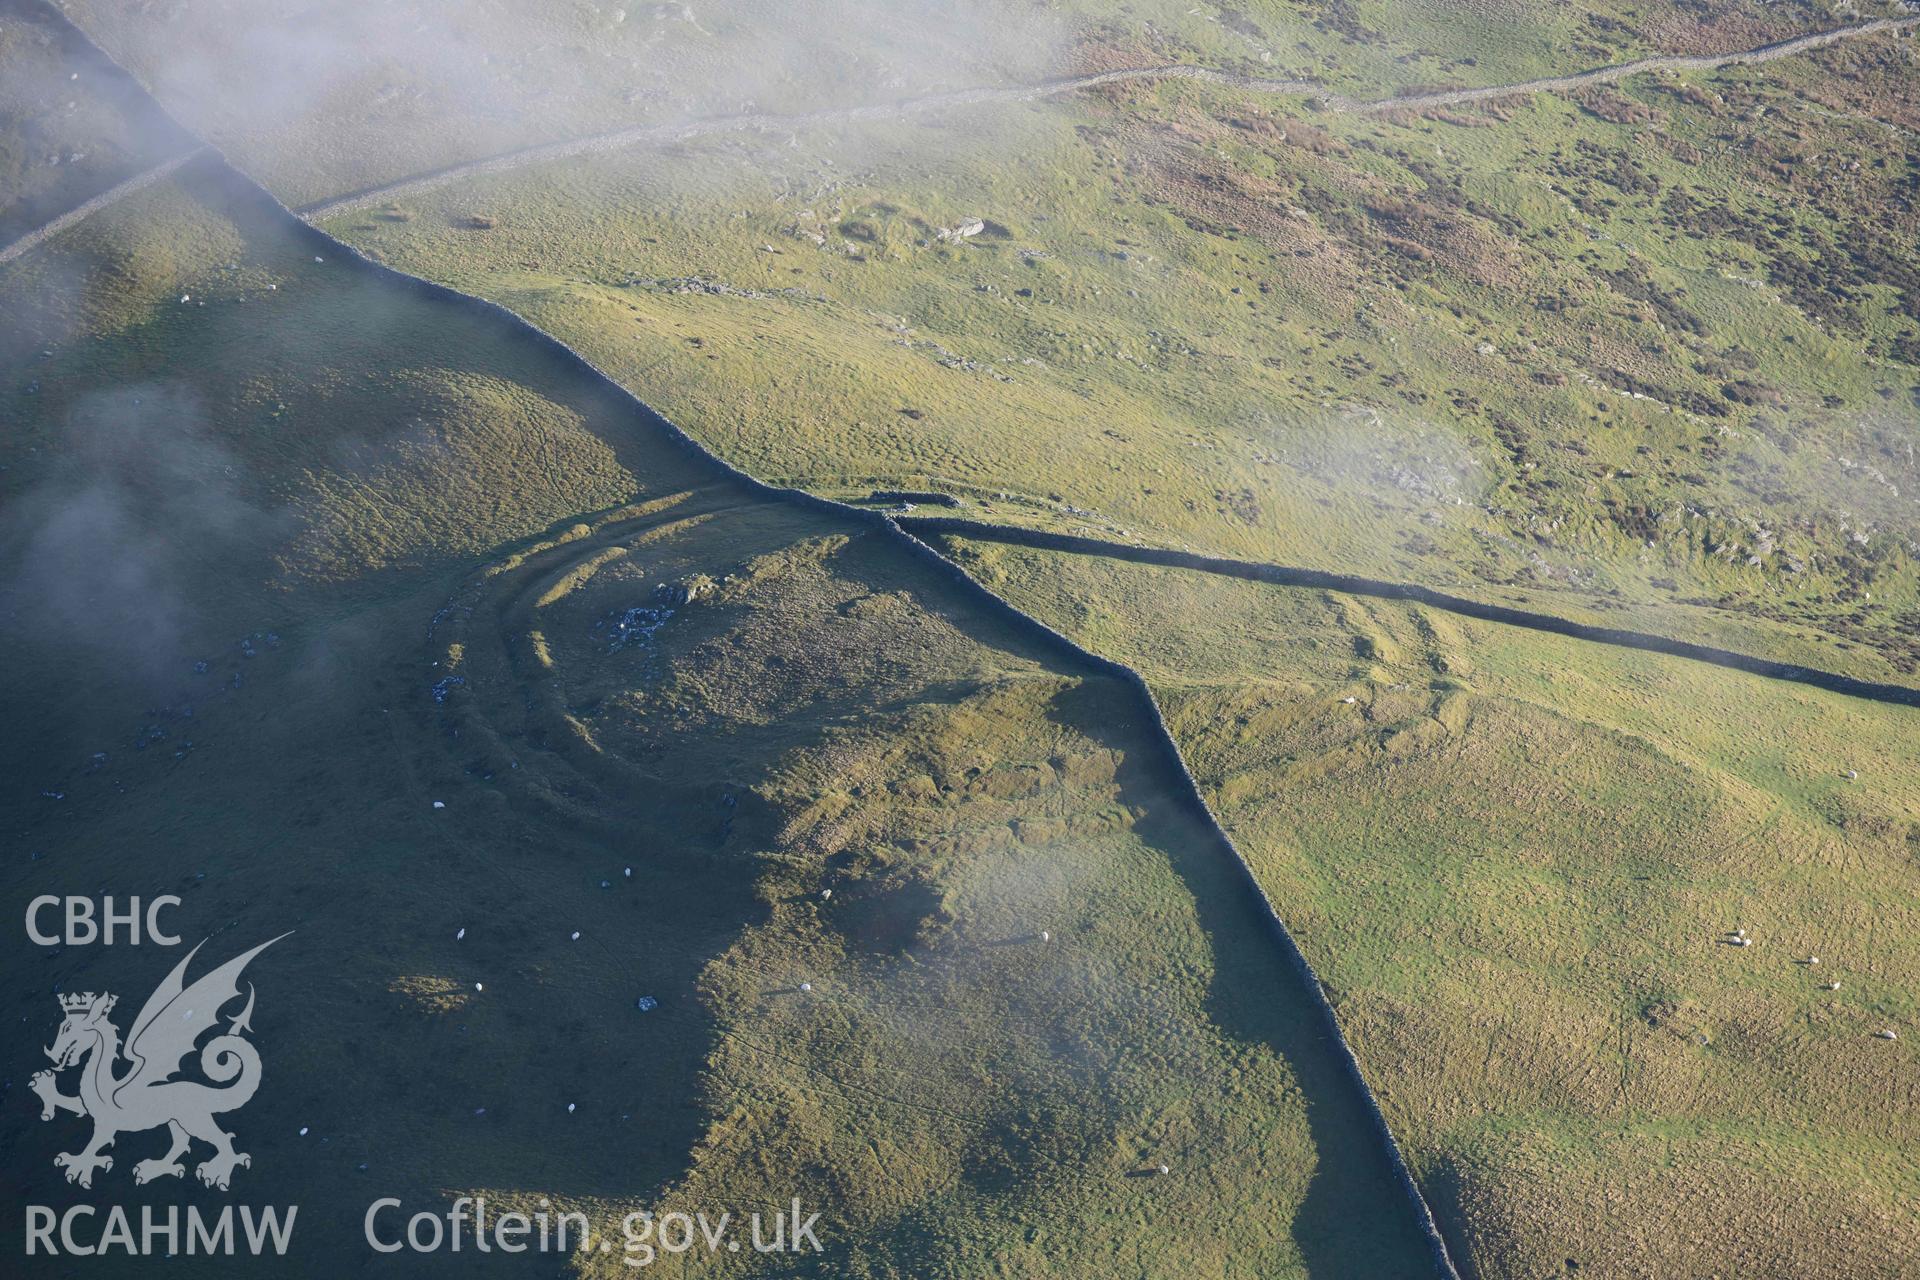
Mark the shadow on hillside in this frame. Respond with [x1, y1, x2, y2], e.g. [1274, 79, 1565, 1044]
[1047, 676, 1447, 1279]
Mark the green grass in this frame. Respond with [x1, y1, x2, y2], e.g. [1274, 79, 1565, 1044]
[0, 136, 1437, 1278]
[61, 0, 1902, 201]
[12, 4, 1920, 1275]
[55, 3, 1920, 675]
[0, 0, 191, 244]
[440, 501, 1439, 1278]
[947, 534, 1920, 1278]
[303, 35, 1920, 681]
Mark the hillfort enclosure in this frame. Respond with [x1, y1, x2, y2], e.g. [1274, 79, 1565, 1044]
[4, 0, 1917, 1276]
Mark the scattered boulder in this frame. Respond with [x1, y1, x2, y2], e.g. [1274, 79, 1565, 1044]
[936, 218, 987, 244]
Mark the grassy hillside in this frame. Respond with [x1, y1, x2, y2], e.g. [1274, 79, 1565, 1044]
[48, 0, 1920, 678]
[946, 533, 1920, 1279]
[0, 0, 192, 244]
[0, 119, 1437, 1278]
[57, 0, 1906, 202]
[302, 36, 1920, 680]
[12, 2, 1920, 1275]
[433, 500, 1441, 1278]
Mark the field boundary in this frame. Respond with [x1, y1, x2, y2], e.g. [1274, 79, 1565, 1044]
[245, 182, 1465, 1275]
[899, 518, 1920, 708]
[293, 14, 1919, 219]
[17, 3, 1538, 1272]
[0, 147, 205, 265]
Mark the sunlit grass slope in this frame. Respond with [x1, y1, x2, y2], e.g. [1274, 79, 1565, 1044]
[59, 0, 1905, 201]
[0, 135, 1435, 1280]
[948, 534, 1920, 1279]
[317, 25, 1920, 676]
[57, 0, 1920, 682]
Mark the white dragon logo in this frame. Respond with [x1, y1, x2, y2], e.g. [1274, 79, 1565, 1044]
[29, 934, 288, 1191]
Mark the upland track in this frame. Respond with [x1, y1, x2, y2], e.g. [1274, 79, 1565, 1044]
[285, 15, 1920, 219]
[11, 17, 1913, 265]
[18, 4, 1920, 1275]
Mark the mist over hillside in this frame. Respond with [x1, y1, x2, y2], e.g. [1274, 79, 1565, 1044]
[3, 1, 1918, 1276]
